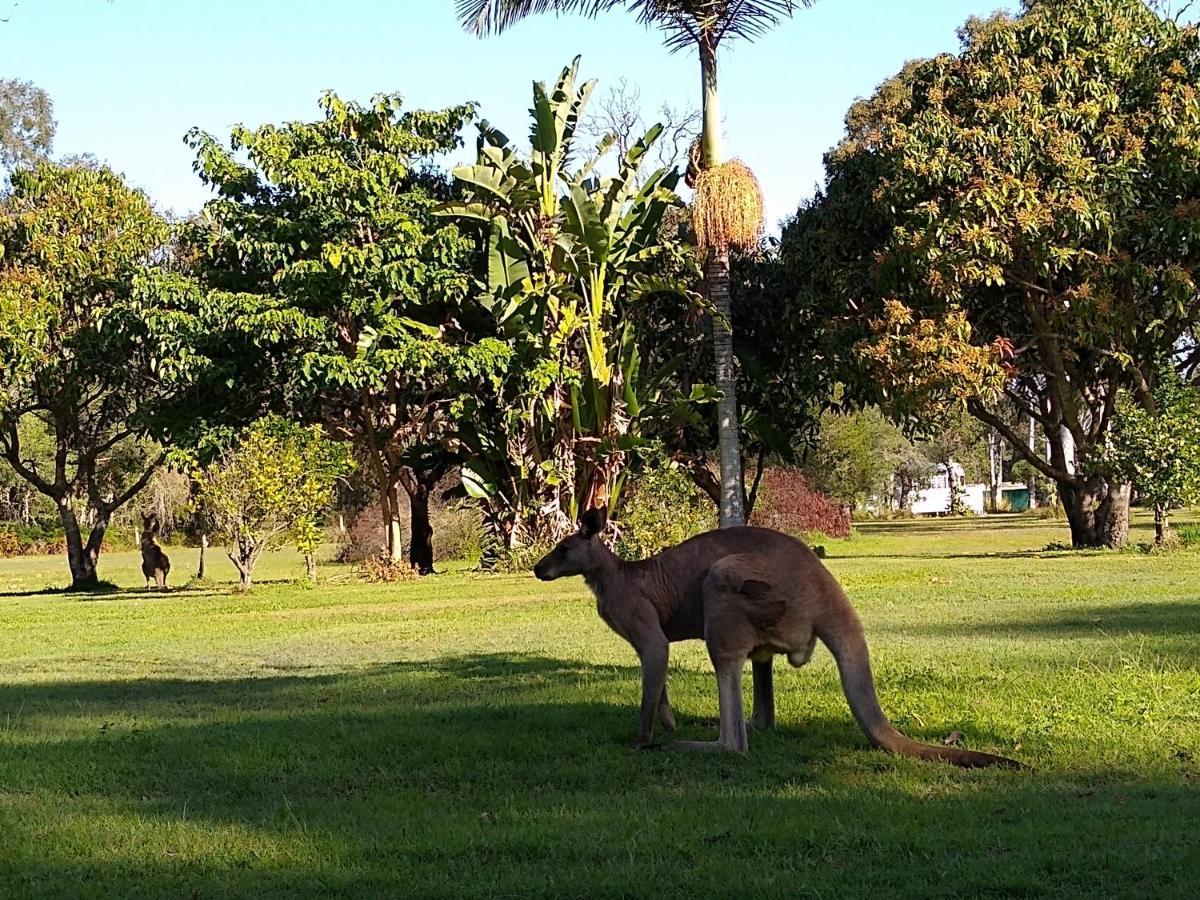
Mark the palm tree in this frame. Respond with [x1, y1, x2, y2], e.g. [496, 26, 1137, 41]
[457, 0, 812, 527]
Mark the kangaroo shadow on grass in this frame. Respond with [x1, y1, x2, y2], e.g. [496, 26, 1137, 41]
[0, 654, 1196, 898]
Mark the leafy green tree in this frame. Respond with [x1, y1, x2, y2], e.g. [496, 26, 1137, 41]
[0, 78, 53, 172]
[187, 92, 507, 574]
[0, 416, 54, 524]
[784, 0, 1200, 547]
[806, 409, 913, 511]
[1100, 371, 1200, 544]
[444, 59, 694, 548]
[195, 418, 351, 589]
[458, 0, 814, 528]
[615, 462, 714, 560]
[0, 163, 209, 588]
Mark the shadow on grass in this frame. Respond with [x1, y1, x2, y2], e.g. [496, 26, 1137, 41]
[853, 516, 1066, 535]
[0, 653, 1197, 897]
[916, 600, 1200, 644]
[0, 578, 301, 601]
[825, 549, 1113, 561]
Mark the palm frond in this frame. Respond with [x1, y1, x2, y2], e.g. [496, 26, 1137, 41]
[456, 1, 813, 49]
[457, 1, 628, 37]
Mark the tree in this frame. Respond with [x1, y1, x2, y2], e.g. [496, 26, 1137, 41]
[187, 92, 506, 574]
[457, 0, 814, 528]
[0, 163, 208, 588]
[784, 0, 1200, 547]
[805, 408, 913, 511]
[444, 59, 694, 548]
[195, 418, 351, 589]
[1100, 370, 1200, 544]
[578, 77, 700, 176]
[0, 78, 54, 172]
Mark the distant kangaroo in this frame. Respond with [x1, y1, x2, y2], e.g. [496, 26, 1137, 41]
[140, 512, 171, 591]
[534, 508, 1021, 769]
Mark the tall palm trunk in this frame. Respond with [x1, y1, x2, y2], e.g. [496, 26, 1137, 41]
[701, 42, 745, 528]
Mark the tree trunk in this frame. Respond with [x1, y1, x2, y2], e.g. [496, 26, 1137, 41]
[698, 44, 744, 529]
[381, 483, 404, 563]
[408, 483, 434, 575]
[1059, 477, 1131, 548]
[987, 431, 1001, 512]
[59, 500, 99, 590]
[305, 552, 317, 581]
[1154, 504, 1170, 546]
[197, 533, 208, 580]
[708, 251, 745, 528]
[229, 551, 253, 591]
[1026, 417, 1038, 507]
[85, 515, 108, 577]
[945, 464, 960, 515]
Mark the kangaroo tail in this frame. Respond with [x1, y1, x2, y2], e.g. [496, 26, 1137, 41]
[819, 617, 1024, 770]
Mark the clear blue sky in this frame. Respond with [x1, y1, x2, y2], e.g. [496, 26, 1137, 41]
[2, 0, 1016, 230]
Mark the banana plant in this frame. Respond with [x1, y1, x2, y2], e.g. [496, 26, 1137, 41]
[443, 58, 701, 547]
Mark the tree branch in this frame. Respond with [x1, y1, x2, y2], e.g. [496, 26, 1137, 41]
[104, 453, 167, 515]
[967, 398, 1071, 484]
[0, 422, 59, 497]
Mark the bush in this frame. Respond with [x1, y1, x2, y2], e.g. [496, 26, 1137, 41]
[0, 522, 68, 557]
[751, 469, 851, 539]
[338, 485, 481, 566]
[1176, 523, 1200, 549]
[433, 502, 484, 563]
[487, 541, 557, 574]
[615, 465, 715, 560]
[359, 552, 419, 583]
[338, 508, 388, 563]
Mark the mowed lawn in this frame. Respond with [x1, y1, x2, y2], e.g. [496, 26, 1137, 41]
[1, 514, 1199, 899]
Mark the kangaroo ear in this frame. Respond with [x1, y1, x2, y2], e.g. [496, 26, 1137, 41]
[580, 507, 608, 537]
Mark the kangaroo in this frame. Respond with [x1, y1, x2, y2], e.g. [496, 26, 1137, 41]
[140, 512, 171, 591]
[534, 508, 1021, 769]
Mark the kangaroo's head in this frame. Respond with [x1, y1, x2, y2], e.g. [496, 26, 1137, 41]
[141, 512, 160, 539]
[533, 508, 609, 581]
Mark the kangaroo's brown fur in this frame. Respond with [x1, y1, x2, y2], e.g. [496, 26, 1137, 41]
[534, 509, 1021, 768]
[140, 512, 171, 591]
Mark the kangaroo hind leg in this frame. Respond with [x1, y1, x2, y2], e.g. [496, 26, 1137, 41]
[667, 656, 747, 754]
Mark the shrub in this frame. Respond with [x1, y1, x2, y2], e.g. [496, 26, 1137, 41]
[359, 552, 419, 583]
[340, 499, 483, 566]
[616, 465, 715, 560]
[338, 508, 388, 563]
[0, 529, 21, 557]
[751, 469, 851, 539]
[433, 502, 484, 563]
[0, 522, 68, 557]
[487, 541, 557, 574]
[1176, 523, 1200, 549]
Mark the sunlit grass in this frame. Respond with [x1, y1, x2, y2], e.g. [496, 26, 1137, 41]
[0, 510, 1198, 897]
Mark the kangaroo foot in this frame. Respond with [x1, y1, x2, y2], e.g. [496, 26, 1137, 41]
[665, 739, 747, 754]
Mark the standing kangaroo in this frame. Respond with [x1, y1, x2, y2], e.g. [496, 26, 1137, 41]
[140, 512, 171, 591]
[534, 508, 1020, 769]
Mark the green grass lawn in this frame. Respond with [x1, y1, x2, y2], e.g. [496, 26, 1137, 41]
[1, 512, 1198, 898]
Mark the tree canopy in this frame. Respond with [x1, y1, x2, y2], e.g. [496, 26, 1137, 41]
[782, 0, 1200, 547]
[0, 78, 53, 171]
[1099, 370, 1200, 543]
[187, 91, 508, 573]
[444, 58, 695, 548]
[0, 163, 211, 586]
